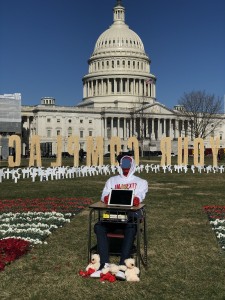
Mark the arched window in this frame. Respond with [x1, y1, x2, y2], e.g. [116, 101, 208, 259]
[47, 129, 51, 138]
[68, 127, 72, 137]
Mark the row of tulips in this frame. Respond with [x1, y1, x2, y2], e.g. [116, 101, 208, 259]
[0, 197, 92, 271]
[203, 205, 225, 251]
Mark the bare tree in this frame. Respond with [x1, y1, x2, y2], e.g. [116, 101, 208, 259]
[131, 97, 150, 157]
[177, 90, 223, 139]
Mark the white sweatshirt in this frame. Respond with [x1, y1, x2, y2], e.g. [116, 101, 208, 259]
[101, 156, 148, 202]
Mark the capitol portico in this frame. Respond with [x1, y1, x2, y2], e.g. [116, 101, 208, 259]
[5, 0, 223, 158]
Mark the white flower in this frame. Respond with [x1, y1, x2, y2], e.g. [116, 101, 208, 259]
[0, 211, 73, 245]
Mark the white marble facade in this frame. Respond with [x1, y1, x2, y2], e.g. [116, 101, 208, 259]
[20, 1, 225, 156]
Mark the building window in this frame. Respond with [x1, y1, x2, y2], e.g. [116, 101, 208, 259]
[57, 119, 60, 123]
[47, 129, 51, 138]
[89, 120, 92, 124]
[47, 118, 51, 123]
[80, 119, 83, 124]
[89, 131, 92, 136]
[68, 119, 72, 123]
[80, 131, 83, 138]
[57, 130, 60, 135]
[68, 127, 72, 137]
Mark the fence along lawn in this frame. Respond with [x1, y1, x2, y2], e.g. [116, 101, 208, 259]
[0, 166, 225, 300]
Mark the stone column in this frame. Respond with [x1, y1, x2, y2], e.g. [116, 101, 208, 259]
[146, 118, 149, 137]
[153, 84, 156, 98]
[148, 84, 150, 97]
[134, 118, 137, 136]
[100, 79, 103, 95]
[157, 118, 160, 140]
[158, 118, 162, 139]
[181, 120, 185, 137]
[86, 82, 89, 97]
[151, 118, 155, 140]
[89, 81, 91, 96]
[117, 117, 120, 137]
[123, 118, 126, 139]
[126, 79, 128, 94]
[174, 119, 178, 139]
[91, 81, 94, 96]
[104, 117, 107, 139]
[130, 118, 132, 136]
[162, 119, 166, 136]
[132, 79, 135, 94]
[169, 119, 172, 138]
[111, 117, 113, 137]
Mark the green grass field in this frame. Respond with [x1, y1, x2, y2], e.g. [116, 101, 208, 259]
[0, 158, 225, 300]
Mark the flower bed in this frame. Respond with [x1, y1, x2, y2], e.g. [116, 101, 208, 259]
[0, 238, 30, 271]
[0, 197, 92, 213]
[203, 205, 225, 251]
[0, 197, 92, 271]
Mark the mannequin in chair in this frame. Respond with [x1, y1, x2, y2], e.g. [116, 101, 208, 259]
[90, 155, 148, 279]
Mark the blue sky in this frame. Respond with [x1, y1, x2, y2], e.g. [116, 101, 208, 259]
[0, 0, 224, 109]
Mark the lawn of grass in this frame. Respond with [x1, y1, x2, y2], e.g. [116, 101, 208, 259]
[0, 159, 225, 300]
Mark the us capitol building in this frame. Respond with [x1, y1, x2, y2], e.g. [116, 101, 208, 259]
[1, 0, 224, 158]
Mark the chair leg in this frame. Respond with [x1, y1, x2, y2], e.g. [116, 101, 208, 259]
[140, 217, 148, 268]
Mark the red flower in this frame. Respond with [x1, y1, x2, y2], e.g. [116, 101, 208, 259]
[0, 238, 30, 271]
[0, 197, 93, 272]
[0, 197, 93, 213]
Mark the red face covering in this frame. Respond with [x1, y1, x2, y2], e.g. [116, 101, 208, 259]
[122, 168, 130, 177]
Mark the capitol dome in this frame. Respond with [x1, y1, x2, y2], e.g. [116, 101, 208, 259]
[92, 4, 146, 58]
[91, 0, 149, 62]
[93, 25, 145, 56]
[80, 0, 156, 108]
